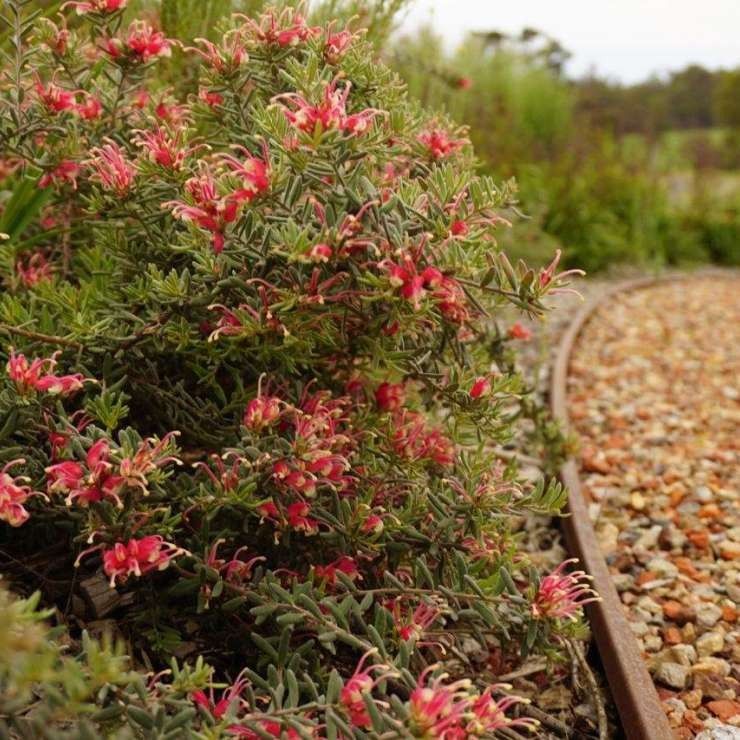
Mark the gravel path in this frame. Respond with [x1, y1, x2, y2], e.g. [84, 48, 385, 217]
[566, 276, 740, 738]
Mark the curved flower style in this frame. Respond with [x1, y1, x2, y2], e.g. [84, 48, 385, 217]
[532, 558, 600, 621]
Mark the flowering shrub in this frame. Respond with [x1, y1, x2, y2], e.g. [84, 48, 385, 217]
[0, 1, 588, 736]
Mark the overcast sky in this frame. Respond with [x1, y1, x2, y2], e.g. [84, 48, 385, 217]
[397, 0, 740, 83]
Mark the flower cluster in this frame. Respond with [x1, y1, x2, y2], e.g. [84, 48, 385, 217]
[165, 150, 269, 252]
[103, 20, 173, 63]
[34, 76, 102, 119]
[407, 668, 537, 737]
[0, 460, 45, 527]
[7, 351, 90, 397]
[46, 433, 179, 508]
[101, 536, 184, 586]
[275, 78, 384, 137]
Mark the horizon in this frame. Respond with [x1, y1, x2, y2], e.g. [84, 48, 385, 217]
[397, 0, 740, 84]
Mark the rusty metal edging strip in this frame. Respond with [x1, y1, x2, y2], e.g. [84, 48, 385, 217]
[550, 275, 678, 740]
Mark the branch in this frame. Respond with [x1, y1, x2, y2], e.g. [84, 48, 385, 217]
[0, 323, 83, 349]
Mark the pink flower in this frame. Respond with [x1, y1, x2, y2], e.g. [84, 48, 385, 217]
[39, 160, 80, 190]
[34, 76, 77, 114]
[408, 668, 472, 737]
[165, 168, 236, 253]
[117, 432, 180, 493]
[418, 128, 467, 159]
[508, 322, 532, 341]
[62, 0, 125, 13]
[361, 513, 384, 535]
[395, 602, 440, 641]
[87, 140, 136, 195]
[132, 125, 196, 170]
[101, 535, 183, 586]
[450, 219, 468, 237]
[456, 77, 472, 90]
[77, 94, 102, 119]
[15, 252, 52, 287]
[340, 650, 396, 728]
[191, 32, 248, 73]
[220, 148, 270, 203]
[309, 243, 332, 262]
[242, 7, 319, 48]
[392, 410, 455, 467]
[538, 249, 586, 295]
[0, 459, 45, 527]
[324, 24, 356, 64]
[104, 21, 173, 62]
[532, 559, 599, 621]
[199, 88, 224, 107]
[227, 721, 301, 739]
[467, 686, 538, 735]
[469, 376, 491, 400]
[46, 439, 125, 508]
[375, 382, 405, 412]
[244, 395, 281, 430]
[286, 501, 319, 535]
[192, 669, 249, 720]
[276, 79, 383, 137]
[6, 350, 89, 397]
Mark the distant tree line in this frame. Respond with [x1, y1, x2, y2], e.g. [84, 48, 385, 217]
[575, 65, 740, 136]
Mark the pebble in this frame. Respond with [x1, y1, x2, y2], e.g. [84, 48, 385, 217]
[655, 661, 691, 689]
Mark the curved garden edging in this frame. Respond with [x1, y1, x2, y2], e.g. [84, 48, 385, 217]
[549, 275, 685, 740]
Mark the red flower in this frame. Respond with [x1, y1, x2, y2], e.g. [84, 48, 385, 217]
[46, 439, 125, 507]
[314, 555, 360, 586]
[395, 602, 440, 641]
[408, 668, 471, 737]
[340, 649, 396, 728]
[450, 219, 468, 237]
[324, 26, 355, 64]
[192, 669, 249, 720]
[276, 79, 383, 137]
[469, 376, 491, 400]
[287, 501, 319, 535]
[199, 88, 224, 107]
[76, 93, 102, 119]
[15, 253, 52, 287]
[117, 432, 180, 494]
[6, 350, 90, 397]
[62, 0, 125, 13]
[34, 76, 77, 114]
[104, 21, 173, 62]
[243, 7, 319, 48]
[456, 77, 472, 90]
[220, 148, 270, 203]
[133, 125, 197, 170]
[87, 140, 136, 195]
[191, 32, 248, 73]
[101, 535, 183, 586]
[165, 169, 235, 254]
[532, 559, 599, 621]
[418, 128, 467, 159]
[0, 459, 45, 527]
[508, 322, 532, 341]
[244, 395, 281, 430]
[375, 381, 405, 412]
[39, 160, 80, 190]
[467, 686, 538, 734]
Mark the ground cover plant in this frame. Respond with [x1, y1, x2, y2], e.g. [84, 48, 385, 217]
[0, 1, 591, 736]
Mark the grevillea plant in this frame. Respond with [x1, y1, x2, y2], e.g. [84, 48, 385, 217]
[0, 1, 589, 736]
